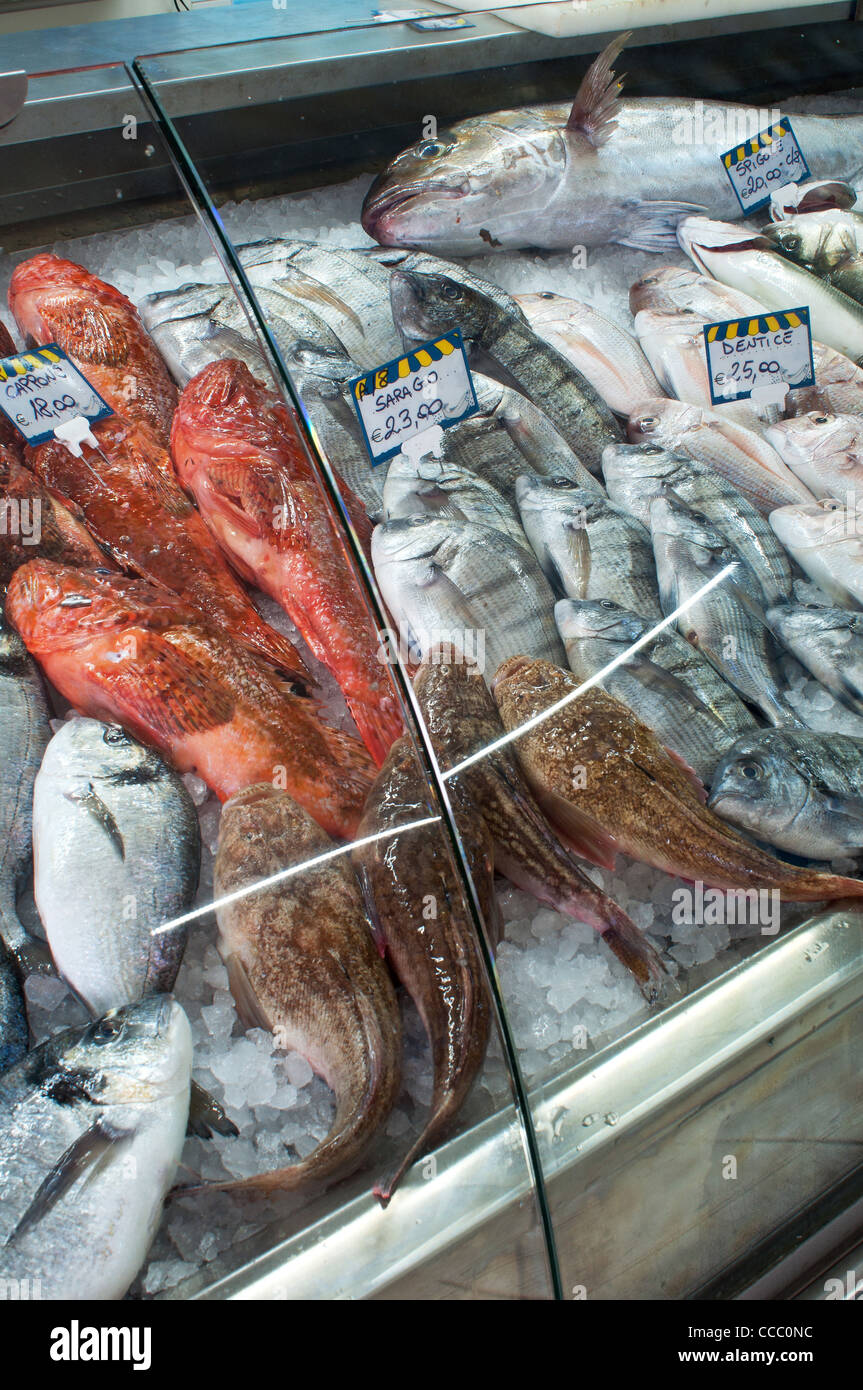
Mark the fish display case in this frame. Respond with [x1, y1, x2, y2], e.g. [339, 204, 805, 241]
[1, 4, 863, 1303]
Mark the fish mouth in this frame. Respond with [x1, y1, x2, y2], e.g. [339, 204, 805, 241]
[361, 178, 466, 240]
[490, 653, 531, 692]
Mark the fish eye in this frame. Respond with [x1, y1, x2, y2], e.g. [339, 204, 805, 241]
[639, 416, 659, 432]
[58, 593, 92, 609]
[599, 600, 617, 609]
[90, 1014, 125, 1045]
[539, 291, 556, 300]
[102, 726, 128, 746]
[417, 140, 446, 158]
[440, 282, 462, 302]
[812, 415, 830, 425]
[740, 761, 762, 780]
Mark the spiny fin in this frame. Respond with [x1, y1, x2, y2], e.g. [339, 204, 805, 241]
[188, 1079, 240, 1139]
[63, 783, 125, 860]
[5, 1120, 128, 1247]
[532, 783, 619, 872]
[619, 201, 710, 252]
[225, 953, 272, 1033]
[566, 31, 631, 147]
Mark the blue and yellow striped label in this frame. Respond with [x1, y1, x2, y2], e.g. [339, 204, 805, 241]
[723, 122, 788, 168]
[0, 345, 64, 382]
[705, 307, 809, 343]
[352, 333, 460, 402]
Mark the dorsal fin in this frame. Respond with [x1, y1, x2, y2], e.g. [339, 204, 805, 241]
[566, 30, 632, 147]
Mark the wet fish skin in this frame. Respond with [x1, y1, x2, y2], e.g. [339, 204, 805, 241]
[555, 597, 753, 785]
[171, 360, 401, 765]
[629, 264, 768, 320]
[417, 652, 674, 1005]
[492, 655, 863, 902]
[353, 735, 494, 1202]
[139, 282, 273, 387]
[765, 411, 863, 501]
[766, 601, 863, 716]
[769, 499, 863, 609]
[628, 397, 815, 515]
[388, 267, 622, 473]
[213, 783, 402, 1193]
[762, 208, 863, 271]
[9, 254, 178, 448]
[383, 449, 528, 549]
[0, 450, 111, 591]
[0, 943, 27, 1073]
[0, 995, 191, 1300]
[6, 561, 375, 840]
[0, 619, 52, 976]
[514, 291, 662, 416]
[709, 729, 863, 860]
[649, 492, 801, 727]
[602, 440, 793, 606]
[789, 342, 863, 418]
[362, 33, 863, 255]
[516, 476, 663, 620]
[33, 717, 200, 1016]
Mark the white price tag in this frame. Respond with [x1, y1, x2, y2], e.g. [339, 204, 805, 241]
[704, 307, 815, 406]
[349, 330, 478, 466]
[721, 118, 810, 215]
[0, 344, 113, 446]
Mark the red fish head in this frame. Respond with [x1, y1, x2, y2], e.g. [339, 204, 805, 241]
[6, 560, 168, 654]
[8, 253, 136, 342]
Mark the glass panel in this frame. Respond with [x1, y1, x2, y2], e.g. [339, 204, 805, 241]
[0, 62, 553, 1302]
[136, 6, 863, 1301]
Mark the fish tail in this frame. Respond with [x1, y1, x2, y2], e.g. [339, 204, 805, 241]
[0, 903, 55, 978]
[345, 690, 404, 767]
[241, 621, 316, 690]
[373, 1087, 466, 1207]
[592, 899, 681, 1007]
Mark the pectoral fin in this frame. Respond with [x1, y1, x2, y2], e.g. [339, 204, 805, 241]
[188, 1079, 240, 1140]
[619, 202, 711, 253]
[5, 1121, 129, 1247]
[225, 953, 272, 1033]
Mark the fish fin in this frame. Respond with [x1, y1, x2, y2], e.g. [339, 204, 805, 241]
[601, 917, 682, 1009]
[662, 746, 708, 803]
[62, 783, 125, 860]
[0, 919, 55, 979]
[416, 562, 479, 643]
[95, 632, 235, 741]
[560, 520, 591, 597]
[532, 783, 619, 871]
[618, 202, 711, 252]
[224, 953, 273, 1033]
[354, 862, 389, 958]
[4, 1120, 128, 1247]
[187, 1079, 239, 1139]
[566, 31, 631, 147]
[632, 657, 718, 722]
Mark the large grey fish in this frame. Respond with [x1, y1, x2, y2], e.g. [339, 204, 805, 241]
[555, 597, 756, 784]
[32, 719, 201, 1016]
[0, 620, 51, 976]
[0, 943, 27, 1074]
[215, 784, 402, 1194]
[765, 411, 863, 502]
[677, 218, 863, 362]
[372, 514, 564, 681]
[767, 601, 863, 716]
[649, 492, 801, 726]
[383, 450, 528, 549]
[628, 397, 815, 514]
[709, 729, 863, 860]
[602, 441, 793, 606]
[0, 996, 191, 1300]
[516, 476, 662, 620]
[389, 268, 623, 472]
[361, 32, 863, 254]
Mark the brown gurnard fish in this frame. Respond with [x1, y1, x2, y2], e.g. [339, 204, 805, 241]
[213, 784, 402, 1192]
[493, 656, 863, 903]
[8, 253, 178, 447]
[353, 736, 496, 1202]
[6, 560, 374, 838]
[171, 360, 400, 763]
[26, 413, 309, 683]
[0, 451, 110, 589]
[414, 650, 673, 1004]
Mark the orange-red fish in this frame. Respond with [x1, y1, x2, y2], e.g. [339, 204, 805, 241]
[8, 253, 178, 447]
[26, 414, 309, 683]
[0, 451, 110, 590]
[171, 360, 402, 763]
[6, 560, 374, 839]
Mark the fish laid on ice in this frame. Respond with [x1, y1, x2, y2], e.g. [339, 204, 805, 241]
[766, 601, 863, 716]
[602, 441, 792, 606]
[0, 619, 51, 975]
[0, 996, 191, 1300]
[709, 729, 863, 861]
[33, 718, 200, 1016]
[765, 411, 863, 502]
[7, 561, 375, 839]
[415, 652, 674, 1005]
[628, 397, 815, 514]
[762, 209, 863, 308]
[514, 291, 662, 416]
[362, 32, 863, 254]
[649, 493, 801, 726]
[171, 360, 401, 764]
[516, 476, 663, 620]
[389, 267, 622, 473]
[383, 450, 528, 549]
[677, 217, 863, 362]
[769, 499, 863, 608]
[353, 736, 494, 1201]
[9, 254, 178, 447]
[492, 655, 863, 902]
[214, 784, 402, 1192]
[555, 597, 755, 784]
[372, 515, 564, 680]
[629, 264, 768, 320]
[789, 342, 863, 418]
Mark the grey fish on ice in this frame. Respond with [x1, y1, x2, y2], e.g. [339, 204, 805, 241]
[769, 499, 863, 608]
[766, 601, 863, 716]
[0, 996, 191, 1300]
[765, 411, 863, 501]
[383, 450, 528, 548]
[32, 718, 200, 1016]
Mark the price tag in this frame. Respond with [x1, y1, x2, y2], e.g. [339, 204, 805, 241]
[0, 344, 113, 446]
[703, 307, 815, 406]
[720, 118, 811, 215]
[349, 330, 478, 466]
[372, 9, 474, 28]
